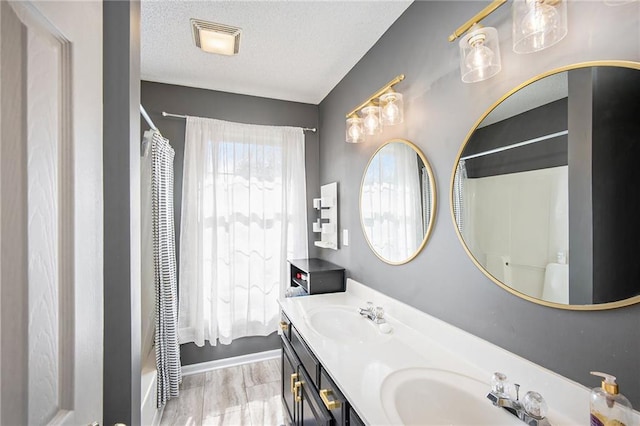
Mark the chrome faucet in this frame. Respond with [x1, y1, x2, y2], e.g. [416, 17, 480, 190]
[358, 302, 386, 324]
[487, 372, 552, 426]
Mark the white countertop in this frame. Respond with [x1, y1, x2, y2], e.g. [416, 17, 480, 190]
[279, 278, 640, 426]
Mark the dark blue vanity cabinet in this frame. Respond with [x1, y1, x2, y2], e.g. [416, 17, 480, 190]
[280, 312, 363, 426]
[282, 335, 331, 426]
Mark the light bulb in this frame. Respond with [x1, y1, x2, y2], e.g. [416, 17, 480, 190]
[348, 122, 362, 140]
[362, 105, 381, 135]
[465, 38, 494, 71]
[346, 116, 364, 143]
[379, 91, 403, 125]
[522, 0, 558, 35]
[383, 101, 399, 123]
[363, 114, 378, 133]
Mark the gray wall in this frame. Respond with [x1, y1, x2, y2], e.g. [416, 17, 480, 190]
[317, 0, 640, 407]
[103, 1, 141, 424]
[140, 81, 319, 364]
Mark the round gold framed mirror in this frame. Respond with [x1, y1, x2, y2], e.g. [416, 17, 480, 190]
[360, 139, 436, 265]
[450, 61, 640, 310]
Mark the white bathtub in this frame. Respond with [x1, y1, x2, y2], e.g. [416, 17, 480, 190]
[141, 350, 163, 426]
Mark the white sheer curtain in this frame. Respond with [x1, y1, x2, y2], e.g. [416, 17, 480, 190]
[361, 143, 423, 262]
[179, 117, 308, 346]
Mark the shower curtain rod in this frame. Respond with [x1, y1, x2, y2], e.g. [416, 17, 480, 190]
[161, 111, 317, 133]
[140, 104, 158, 132]
[460, 130, 568, 161]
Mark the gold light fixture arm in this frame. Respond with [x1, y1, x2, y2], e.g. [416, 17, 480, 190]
[346, 74, 405, 118]
[448, 0, 507, 42]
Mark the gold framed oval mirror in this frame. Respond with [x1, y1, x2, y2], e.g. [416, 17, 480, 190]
[360, 139, 436, 265]
[450, 60, 640, 310]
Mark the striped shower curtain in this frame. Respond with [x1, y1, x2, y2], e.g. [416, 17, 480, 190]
[453, 159, 467, 233]
[421, 166, 431, 233]
[150, 131, 181, 407]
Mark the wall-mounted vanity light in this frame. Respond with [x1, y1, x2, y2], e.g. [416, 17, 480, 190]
[449, 0, 568, 83]
[345, 75, 405, 143]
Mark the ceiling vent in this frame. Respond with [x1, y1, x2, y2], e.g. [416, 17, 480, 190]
[191, 18, 241, 56]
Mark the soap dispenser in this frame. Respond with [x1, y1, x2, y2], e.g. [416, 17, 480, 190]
[590, 371, 633, 426]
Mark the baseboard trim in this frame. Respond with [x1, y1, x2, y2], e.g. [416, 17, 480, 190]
[181, 349, 281, 376]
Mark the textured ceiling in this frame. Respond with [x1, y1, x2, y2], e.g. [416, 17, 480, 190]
[141, 0, 413, 105]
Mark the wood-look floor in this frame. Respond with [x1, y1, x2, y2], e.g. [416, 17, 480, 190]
[160, 358, 284, 426]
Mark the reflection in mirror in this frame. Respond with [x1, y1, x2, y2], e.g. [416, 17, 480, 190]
[361, 139, 436, 265]
[452, 62, 640, 309]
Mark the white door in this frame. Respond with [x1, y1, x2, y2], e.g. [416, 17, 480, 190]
[0, 1, 103, 425]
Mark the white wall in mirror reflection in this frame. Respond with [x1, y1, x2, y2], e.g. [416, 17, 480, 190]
[460, 165, 568, 303]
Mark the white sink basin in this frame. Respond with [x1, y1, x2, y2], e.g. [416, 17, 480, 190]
[381, 368, 522, 425]
[305, 305, 388, 344]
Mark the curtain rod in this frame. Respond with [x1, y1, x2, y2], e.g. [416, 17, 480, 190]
[460, 130, 568, 161]
[140, 104, 158, 131]
[161, 111, 317, 133]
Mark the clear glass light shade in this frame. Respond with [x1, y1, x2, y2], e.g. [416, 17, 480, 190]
[459, 26, 501, 83]
[345, 116, 365, 143]
[361, 105, 382, 135]
[379, 92, 404, 125]
[513, 0, 568, 54]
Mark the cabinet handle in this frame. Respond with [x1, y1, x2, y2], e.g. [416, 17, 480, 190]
[294, 381, 303, 402]
[320, 388, 341, 410]
[279, 321, 289, 331]
[290, 373, 298, 394]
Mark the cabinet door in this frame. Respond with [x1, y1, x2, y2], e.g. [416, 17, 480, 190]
[282, 337, 299, 426]
[298, 367, 332, 426]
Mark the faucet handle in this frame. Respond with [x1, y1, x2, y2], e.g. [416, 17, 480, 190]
[490, 372, 509, 396]
[358, 302, 374, 317]
[522, 391, 548, 420]
[374, 306, 384, 319]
